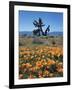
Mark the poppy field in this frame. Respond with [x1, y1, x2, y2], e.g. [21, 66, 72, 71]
[19, 45, 63, 79]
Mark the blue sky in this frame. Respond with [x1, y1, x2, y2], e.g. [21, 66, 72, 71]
[19, 10, 63, 32]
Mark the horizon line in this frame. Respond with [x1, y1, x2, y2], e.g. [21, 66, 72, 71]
[19, 31, 63, 32]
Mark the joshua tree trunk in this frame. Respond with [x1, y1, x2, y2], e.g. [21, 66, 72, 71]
[38, 31, 40, 36]
[40, 28, 44, 35]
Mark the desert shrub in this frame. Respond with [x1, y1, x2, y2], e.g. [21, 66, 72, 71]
[52, 40, 56, 45]
[19, 41, 26, 46]
[32, 37, 44, 44]
[45, 36, 48, 39]
[49, 36, 54, 38]
[40, 36, 48, 39]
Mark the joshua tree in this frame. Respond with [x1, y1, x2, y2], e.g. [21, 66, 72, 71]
[33, 18, 44, 36]
[33, 18, 50, 36]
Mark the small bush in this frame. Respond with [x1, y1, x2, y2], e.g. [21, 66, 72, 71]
[19, 41, 26, 46]
[40, 36, 48, 39]
[49, 36, 54, 38]
[52, 40, 56, 45]
[32, 37, 44, 44]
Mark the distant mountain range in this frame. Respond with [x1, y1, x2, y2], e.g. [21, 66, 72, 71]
[19, 31, 63, 36]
